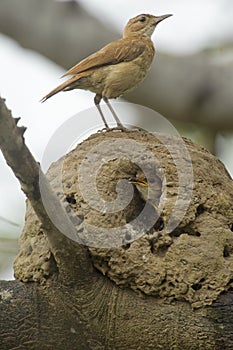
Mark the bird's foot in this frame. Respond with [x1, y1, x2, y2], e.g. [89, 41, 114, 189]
[97, 127, 111, 133]
[97, 124, 130, 132]
[109, 125, 128, 132]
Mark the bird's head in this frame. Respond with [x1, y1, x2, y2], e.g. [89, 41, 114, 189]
[123, 13, 172, 38]
[129, 170, 163, 205]
[128, 171, 149, 202]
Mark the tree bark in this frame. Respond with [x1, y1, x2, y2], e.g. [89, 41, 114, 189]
[1, 279, 233, 349]
[0, 0, 232, 130]
[1, 97, 233, 349]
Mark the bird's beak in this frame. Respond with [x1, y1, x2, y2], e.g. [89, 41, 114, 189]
[155, 14, 173, 25]
[128, 177, 148, 187]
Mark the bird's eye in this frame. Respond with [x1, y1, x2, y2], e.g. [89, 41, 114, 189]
[139, 16, 146, 22]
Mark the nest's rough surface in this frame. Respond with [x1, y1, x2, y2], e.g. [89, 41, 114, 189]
[14, 130, 233, 308]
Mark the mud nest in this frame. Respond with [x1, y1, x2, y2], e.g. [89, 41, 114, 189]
[14, 130, 233, 308]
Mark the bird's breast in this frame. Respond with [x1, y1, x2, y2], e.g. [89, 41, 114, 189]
[133, 40, 155, 70]
[102, 62, 148, 98]
[102, 41, 155, 99]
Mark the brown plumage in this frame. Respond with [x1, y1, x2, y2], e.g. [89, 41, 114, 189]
[41, 13, 172, 130]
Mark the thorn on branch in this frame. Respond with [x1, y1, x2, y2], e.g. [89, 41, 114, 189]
[18, 126, 27, 136]
[14, 117, 21, 125]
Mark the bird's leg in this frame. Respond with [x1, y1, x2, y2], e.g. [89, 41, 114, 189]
[94, 94, 110, 129]
[102, 96, 126, 130]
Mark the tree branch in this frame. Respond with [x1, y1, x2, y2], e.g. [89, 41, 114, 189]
[0, 97, 92, 280]
[0, 0, 118, 68]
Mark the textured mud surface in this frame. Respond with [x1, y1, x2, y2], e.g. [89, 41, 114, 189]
[14, 130, 233, 308]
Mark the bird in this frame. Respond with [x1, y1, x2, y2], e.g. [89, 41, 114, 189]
[129, 170, 162, 206]
[41, 13, 172, 130]
[128, 171, 164, 232]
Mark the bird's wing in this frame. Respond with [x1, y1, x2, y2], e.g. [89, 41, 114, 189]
[62, 39, 147, 77]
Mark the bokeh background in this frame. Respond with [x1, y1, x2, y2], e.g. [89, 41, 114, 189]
[0, 0, 233, 279]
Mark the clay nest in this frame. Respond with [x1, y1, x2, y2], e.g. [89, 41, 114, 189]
[14, 130, 233, 308]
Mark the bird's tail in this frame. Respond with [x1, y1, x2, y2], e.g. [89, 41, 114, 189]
[40, 75, 82, 102]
